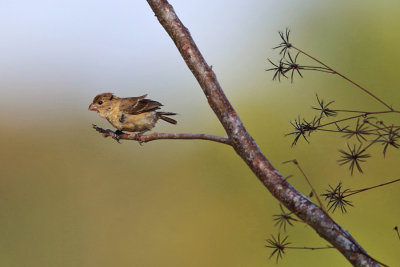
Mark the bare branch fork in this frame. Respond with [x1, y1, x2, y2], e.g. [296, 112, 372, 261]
[131, 1, 380, 266]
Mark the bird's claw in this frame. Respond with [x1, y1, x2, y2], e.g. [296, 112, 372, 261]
[112, 130, 124, 143]
[135, 130, 148, 146]
[111, 133, 121, 143]
[92, 125, 150, 145]
[92, 125, 122, 144]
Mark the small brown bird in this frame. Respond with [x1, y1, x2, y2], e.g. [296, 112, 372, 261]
[88, 93, 177, 135]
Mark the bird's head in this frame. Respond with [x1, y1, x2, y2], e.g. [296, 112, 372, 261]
[88, 93, 119, 117]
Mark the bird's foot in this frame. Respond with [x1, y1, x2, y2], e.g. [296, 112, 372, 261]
[112, 130, 125, 143]
[92, 125, 123, 144]
[135, 130, 149, 146]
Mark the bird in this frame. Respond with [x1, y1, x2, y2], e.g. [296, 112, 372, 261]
[88, 93, 177, 138]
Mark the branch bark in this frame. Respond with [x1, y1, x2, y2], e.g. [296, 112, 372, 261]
[146, 0, 380, 266]
[93, 124, 231, 145]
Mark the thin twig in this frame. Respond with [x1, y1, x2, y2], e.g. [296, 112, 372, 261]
[92, 125, 232, 145]
[394, 226, 400, 241]
[315, 128, 380, 136]
[330, 109, 395, 114]
[346, 178, 400, 197]
[292, 45, 393, 111]
[317, 114, 366, 128]
[284, 159, 327, 213]
[286, 246, 334, 250]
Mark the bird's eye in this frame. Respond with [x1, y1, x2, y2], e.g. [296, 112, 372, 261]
[98, 101, 103, 105]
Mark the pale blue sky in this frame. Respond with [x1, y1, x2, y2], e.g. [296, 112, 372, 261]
[0, 1, 297, 112]
[1, 0, 399, 119]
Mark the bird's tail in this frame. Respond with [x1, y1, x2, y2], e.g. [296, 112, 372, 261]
[157, 112, 177, 125]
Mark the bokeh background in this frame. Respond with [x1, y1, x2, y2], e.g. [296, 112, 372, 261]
[1, 1, 399, 266]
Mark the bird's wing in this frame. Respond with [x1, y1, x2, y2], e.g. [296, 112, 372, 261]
[119, 95, 163, 115]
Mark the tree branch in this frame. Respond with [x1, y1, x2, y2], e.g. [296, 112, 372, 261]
[92, 125, 231, 145]
[145, 1, 380, 266]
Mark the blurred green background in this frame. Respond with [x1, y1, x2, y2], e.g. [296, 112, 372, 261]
[1, 1, 399, 266]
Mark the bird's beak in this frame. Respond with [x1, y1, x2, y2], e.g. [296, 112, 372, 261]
[88, 103, 97, 111]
